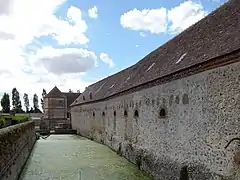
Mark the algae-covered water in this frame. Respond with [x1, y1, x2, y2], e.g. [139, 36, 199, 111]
[19, 135, 152, 180]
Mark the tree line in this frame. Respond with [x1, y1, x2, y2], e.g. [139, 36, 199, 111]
[0, 88, 47, 114]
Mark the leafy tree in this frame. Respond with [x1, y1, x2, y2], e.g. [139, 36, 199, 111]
[12, 88, 22, 113]
[23, 93, 30, 112]
[1, 93, 10, 113]
[33, 93, 39, 112]
[41, 89, 47, 111]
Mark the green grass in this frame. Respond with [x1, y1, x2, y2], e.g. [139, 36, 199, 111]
[0, 115, 29, 127]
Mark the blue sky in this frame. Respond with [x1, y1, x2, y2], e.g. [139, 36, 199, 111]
[55, 0, 225, 81]
[0, 0, 226, 108]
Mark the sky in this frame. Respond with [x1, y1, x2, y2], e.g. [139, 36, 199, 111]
[0, 0, 227, 108]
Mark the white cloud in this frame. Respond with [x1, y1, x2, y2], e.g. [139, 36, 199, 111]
[140, 32, 146, 37]
[33, 47, 97, 75]
[120, 1, 207, 34]
[120, 8, 167, 34]
[100, 53, 114, 68]
[168, 1, 207, 34]
[136, 45, 139, 47]
[0, 71, 92, 109]
[0, 0, 89, 46]
[0, 0, 95, 110]
[0, 0, 13, 15]
[88, 6, 98, 19]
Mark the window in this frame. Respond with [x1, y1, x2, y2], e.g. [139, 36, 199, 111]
[90, 93, 92, 99]
[83, 96, 85, 101]
[134, 110, 139, 118]
[102, 112, 105, 116]
[93, 112, 95, 117]
[159, 108, 166, 118]
[114, 111, 116, 117]
[124, 110, 128, 117]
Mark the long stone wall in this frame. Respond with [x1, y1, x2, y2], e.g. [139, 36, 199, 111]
[71, 60, 240, 179]
[0, 121, 36, 180]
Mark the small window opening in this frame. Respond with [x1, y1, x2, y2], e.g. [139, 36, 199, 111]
[93, 112, 95, 117]
[159, 108, 166, 118]
[124, 110, 128, 117]
[90, 93, 92, 99]
[134, 110, 139, 118]
[114, 111, 116, 117]
[83, 96, 85, 101]
[102, 112, 105, 116]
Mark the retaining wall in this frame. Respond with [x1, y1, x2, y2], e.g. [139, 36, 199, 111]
[0, 121, 36, 180]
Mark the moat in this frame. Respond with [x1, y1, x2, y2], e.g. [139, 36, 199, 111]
[19, 135, 152, 180]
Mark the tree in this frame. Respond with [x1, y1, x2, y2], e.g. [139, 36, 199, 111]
[1, 93, 10, 113]
[69, 89, 72, 92]
[29, 107, 34, 113]
[12, 88, 22, 113]
[41, 89, 47, 111]
[33, 93, 39, 112]
[77, 90, 80, 93]
[23, 93, 30, 112]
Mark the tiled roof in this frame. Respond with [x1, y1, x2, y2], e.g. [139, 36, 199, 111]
[62, 92, 81, 108]
[45, 87, 80, 108]
[72, 0, 240, 106]
[45, 86, 64, 98]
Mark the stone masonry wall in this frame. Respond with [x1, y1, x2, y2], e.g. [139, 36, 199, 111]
[71, 60, 240, 180]
[0, 121, 36, 180]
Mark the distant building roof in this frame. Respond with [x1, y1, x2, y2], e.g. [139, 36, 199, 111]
[62, 92, 81, 108]
[45, 86, 81, 108]
[72, 0, 240, 106]
[45, 86, 64, 98]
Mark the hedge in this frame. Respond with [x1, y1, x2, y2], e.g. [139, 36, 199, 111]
[0, 115, 29, 128]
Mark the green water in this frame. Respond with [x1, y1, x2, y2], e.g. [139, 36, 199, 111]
[19, 135, 152, 180]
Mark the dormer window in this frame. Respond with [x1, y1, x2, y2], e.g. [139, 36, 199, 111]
[89, 93, 92, 99]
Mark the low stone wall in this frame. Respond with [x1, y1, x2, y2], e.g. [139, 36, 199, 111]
[0, 121, 36, 180]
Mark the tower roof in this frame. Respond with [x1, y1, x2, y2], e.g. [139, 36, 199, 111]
[45, 86, 64, 98]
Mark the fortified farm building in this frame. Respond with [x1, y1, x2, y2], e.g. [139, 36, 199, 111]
[44, 86, 80, 129]
[71, 0, 240, 179]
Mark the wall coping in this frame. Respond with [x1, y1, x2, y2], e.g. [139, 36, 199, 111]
[0, 121, 34, 136]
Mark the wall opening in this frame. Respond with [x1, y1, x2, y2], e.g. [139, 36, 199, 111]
[83, 96, 85, 101]
[159, 108, 167, 118]
[113, 111, 116, 134]
[89, 93, 92, 99]
[182, 93, 189, 104]
[134, 110, 139, 118]
[93, 112, 95, 117]
[102, 111, 105, 116]
[124, 110, 128, 117]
